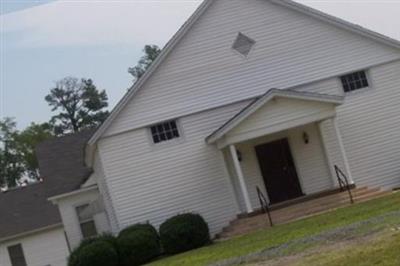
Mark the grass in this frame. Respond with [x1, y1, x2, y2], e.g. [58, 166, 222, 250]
[147, 192, 400, 266]
[244, 209, 400, 265]
[294, 231, 400, 266]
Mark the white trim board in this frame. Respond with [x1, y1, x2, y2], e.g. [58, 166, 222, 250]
[48, 185, 99, 203]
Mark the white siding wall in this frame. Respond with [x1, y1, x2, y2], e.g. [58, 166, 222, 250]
[288, 124, 334, 193]
[93, 152, 120, 234]
[55, 189, 109, 249]
[97, 102, 249, 235]
[318, 119, 349, 185]
[95, 58, 400, 233]
[93, 0, 400, 236]
[337, 61, 400, 189]
[104, 0, 400, 137]
[0, 227, 69, 266]
[293, 60, 400, 189]
[227, 123, 332, 211]
[292, 78, 342, 95]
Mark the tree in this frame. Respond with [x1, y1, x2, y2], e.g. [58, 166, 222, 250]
[0, 119, 52, 188]
[15, 123, 53, 180]
[0, 118, 24, 188]
[128, 45, 161, 83]
[45, 77, 109, 135]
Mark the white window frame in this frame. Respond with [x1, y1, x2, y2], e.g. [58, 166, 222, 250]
[75, 203, 98, 239]
[340, 69, 373, 95]
[147, 119, 184, 147]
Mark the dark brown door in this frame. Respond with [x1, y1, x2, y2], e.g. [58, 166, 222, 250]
[255, 138, 303, 204]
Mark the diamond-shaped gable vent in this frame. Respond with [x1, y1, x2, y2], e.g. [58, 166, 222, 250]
[232, 33, 256, 56]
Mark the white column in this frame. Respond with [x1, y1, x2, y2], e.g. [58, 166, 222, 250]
[219, 150, 241, 214]
[318, 120, 337, 187]
[229, 144, 253, 213]
[332, 117, 354, 184]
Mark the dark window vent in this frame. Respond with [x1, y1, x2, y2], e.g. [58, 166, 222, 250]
[150, 120, 180, 144]
[232, 33, 256, 57]
[340, 71, 369, 93]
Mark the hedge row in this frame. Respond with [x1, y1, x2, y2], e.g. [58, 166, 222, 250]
[68, 213, 210, 266]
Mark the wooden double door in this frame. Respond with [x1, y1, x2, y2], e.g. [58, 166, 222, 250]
[255, 138, 303, 204]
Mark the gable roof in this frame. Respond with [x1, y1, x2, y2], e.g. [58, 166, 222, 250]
[88, 0, 400, 147]
[87, 0, 214, 146]
[0, 130, 95, 240]
[37, 129, 95, 197]
[206, 89, 344, 144]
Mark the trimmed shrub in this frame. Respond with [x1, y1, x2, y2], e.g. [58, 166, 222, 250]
[159, 213, 210, 255]
[68, 234, 119, 266]
[118, 224, 161, 266]
[78, 241, 118, 266]
[118, 223, 158, 240]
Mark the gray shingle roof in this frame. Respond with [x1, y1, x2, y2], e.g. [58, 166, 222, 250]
[36, 129, 95, 198]
[0, 130, 95, 240]
[0, 183, 61, 240]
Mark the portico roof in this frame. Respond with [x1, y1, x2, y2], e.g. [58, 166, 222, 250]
[206, 89, 344, 146]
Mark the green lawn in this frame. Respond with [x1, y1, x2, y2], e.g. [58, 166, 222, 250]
[147, 192, 400, 266]
[293, 231, 400, 266]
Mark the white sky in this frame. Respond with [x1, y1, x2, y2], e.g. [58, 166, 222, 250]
[1, 1, 201, 47]
[2, 1, 400, 46]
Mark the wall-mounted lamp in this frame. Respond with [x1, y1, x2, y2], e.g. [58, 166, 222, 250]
[236, 149, 243, 162]
[303, 132, 309, 144]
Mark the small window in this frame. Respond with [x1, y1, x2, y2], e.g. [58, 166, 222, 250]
[232, 32, 256, 57]
[8, 244, 27, 266]
[150, 120, 180, 144]
[340, 71, 369, 93]
[76, 204, 97, 239]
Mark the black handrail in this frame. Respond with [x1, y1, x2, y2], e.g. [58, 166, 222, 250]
[334, 165, 354, 204]
[256, 186, 273, 227]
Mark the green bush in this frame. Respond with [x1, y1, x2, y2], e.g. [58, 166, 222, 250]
[68, 234, 119, 266]
[118, 223, 161, 266]
[159, 213, 210, 255]
[78, 241, 118, 266]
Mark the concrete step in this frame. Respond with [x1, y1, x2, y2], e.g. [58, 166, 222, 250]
[217, 187, 391, 239]
[231, 190, 353, 223]
[265, 186, 367, 211]
[230, 190, 358, 226]
[354, 190, 392, 202]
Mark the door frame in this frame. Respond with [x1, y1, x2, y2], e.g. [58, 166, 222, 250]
[287, 136, 306, 196]
[255, 137, 304, 204]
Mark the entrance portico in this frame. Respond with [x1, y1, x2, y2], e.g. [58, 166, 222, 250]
[207, 89, 354, 214]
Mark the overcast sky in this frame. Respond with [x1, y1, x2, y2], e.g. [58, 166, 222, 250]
[1, 0, 399, 129]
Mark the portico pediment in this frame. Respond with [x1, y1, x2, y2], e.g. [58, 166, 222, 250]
[206, 89, 343, 148]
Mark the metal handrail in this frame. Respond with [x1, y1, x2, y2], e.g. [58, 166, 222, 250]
[256, 186, 273, 227]
[334, 165, 354, 204]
